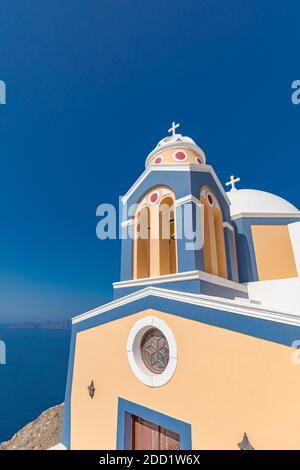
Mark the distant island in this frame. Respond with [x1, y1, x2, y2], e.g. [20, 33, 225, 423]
[3, 320, 71, 330]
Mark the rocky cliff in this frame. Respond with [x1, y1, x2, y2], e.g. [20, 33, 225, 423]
[0, 403, 63, 450]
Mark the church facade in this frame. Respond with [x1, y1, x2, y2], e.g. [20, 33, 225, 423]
[60, 124, 300, 450]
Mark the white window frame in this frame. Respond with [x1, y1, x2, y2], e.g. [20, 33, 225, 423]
[126, 316, 177, 387]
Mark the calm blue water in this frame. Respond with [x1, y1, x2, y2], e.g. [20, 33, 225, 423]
[0, 328, 70, 443]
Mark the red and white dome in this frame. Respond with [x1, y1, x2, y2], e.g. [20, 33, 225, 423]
[145, 132, 206, 168]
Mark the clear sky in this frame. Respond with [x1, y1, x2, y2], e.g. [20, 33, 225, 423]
[0, 0, 299, 322]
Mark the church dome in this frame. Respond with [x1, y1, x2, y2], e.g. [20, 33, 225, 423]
[146, 123, 206, 168]
[227, 189, 299, 217]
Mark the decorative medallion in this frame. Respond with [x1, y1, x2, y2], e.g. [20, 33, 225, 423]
[149, 192, 159, 205]
[154, 156, 163, 164]
[173, 150, 187, 161]
[87, 380, 96, 399]
[207, 192, 214, 206]
[141, 328, 169, 374]
[238, 433, 255, 450]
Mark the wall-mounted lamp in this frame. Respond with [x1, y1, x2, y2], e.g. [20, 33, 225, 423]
[87, 380, 96, 399]
[238, 432, 255, 450]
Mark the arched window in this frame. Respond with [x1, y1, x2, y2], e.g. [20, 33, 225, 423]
[134, 206, 150, 279]
[159, 196, 177, 275]
[133, 188, 177, 279]
[200, 187, 228, 279]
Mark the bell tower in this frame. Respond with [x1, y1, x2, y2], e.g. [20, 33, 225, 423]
[114, 124, 246, 301]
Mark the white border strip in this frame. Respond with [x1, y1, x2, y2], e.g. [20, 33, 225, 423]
[288, 222, 300, 275]
[48, 443, 67, 451]
[72, 286, 300, 328]
[223, 221, 234, 231]
[231, 212, 300, 220]
[121, 219, 134, 228]
[175, 194, 202, 208]
[113, 269, 247, 292]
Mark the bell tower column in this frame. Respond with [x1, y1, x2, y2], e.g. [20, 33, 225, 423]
[175, 197, 205, 274]
[149, 202, 160, 277]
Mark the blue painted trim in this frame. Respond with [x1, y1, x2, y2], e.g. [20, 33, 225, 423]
[200, 280, 247, 299]
[60, 328, 76, 449]
[124, 167, 230, 221]
[120, 235, 133, 281]
[175, 202, 204, 274]
[124, 171, 192, 208]
[224, 227, 239, 282]
[190, 170, 231, 221]
[116, 398, 192, 450]
[61, 292, 300, 449]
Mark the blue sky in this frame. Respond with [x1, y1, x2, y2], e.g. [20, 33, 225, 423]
[0, 0, 299, 322]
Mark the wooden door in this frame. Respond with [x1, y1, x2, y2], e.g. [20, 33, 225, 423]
[131, 415, 180, 450]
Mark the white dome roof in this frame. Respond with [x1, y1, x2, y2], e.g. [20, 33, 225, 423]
[155, 134, 197, 148]
[227, 189, 299, 217]
[146, 133, 206, 166]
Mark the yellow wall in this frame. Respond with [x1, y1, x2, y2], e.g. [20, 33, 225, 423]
[252, 225, 297, 281]
[148, 147, 201, 166]
[71, 309, 300, 450]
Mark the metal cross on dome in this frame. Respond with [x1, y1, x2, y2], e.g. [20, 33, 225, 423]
[168, 121, 180, 136]
[226, 175, 240, 191]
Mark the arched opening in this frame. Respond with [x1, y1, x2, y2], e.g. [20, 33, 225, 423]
[133, 188, 177, 279]
[214, 208, 227, 278]
[159, 197, 177, 275]
[203, 201, 214, 275]
[134, 206, 150, 279]
[201, 188, 228, 279]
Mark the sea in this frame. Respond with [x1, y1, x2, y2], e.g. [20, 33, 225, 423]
[0, 328, 71, 443]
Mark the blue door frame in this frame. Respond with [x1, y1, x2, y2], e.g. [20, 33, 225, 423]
[116, 397, 192, 450]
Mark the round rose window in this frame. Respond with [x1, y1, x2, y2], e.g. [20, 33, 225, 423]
[141, 328, 169, 374]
